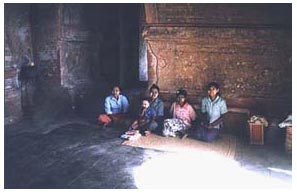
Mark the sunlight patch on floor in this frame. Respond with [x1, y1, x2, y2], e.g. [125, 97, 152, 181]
[133, 151, 291, 189]
[267, 167, 292, 176]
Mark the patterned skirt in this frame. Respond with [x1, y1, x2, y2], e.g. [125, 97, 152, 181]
[163, 118, 188, 137]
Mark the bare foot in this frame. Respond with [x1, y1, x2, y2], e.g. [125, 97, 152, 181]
[144, 130, 151, 136]
[102, 122, 110, 129]
[181, 133, 188, 140]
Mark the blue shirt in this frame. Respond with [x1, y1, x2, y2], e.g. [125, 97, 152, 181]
[150, 98, 164, 117]
[104, 94, 129, 115]
[201, 96, 228, 129]
[144, 107, 156, 120]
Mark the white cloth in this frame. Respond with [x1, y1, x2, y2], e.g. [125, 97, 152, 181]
[278, 115, 292, 128]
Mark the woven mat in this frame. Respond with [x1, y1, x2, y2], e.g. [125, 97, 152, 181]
[122, 133, 236, 158]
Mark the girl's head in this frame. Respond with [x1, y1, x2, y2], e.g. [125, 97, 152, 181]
[207, 82, 220, 100]
[141, 98, 150, 109]
[149, 84, 160, 100]
[176, 89, 187, 106]
[112, 86, 121, 99]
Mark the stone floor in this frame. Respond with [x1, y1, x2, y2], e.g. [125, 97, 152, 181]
[4, 112, 292, 189]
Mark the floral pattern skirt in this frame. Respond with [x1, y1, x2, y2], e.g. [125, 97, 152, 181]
[163, 118, 188, 137]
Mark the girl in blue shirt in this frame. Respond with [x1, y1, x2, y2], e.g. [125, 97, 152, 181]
[97, 86, 129, 127]
[196, 82, 228, 142]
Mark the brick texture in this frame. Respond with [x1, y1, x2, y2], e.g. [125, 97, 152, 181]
[4, 4, 34, 124]
[31, 4, 61, 87]
[144, 3, 292, 116]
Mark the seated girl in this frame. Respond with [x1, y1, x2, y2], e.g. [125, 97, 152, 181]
[162, 89, 196, 139]
[127, 97, 157, 136]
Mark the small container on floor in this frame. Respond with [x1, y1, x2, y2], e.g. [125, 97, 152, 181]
[249, 122, 264, 145]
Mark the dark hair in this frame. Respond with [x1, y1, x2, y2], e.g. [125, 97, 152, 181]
[176, 89, 187, 98]
[207, 82, 221, 96]
[149, 84, 160, 93]
[207, 82, 220, 90]
[141, 96, 150, 102]
[112, 85, 121, 91]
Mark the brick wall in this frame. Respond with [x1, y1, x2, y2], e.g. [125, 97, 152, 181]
[4, 3, 291, 124]
[4, 4, 34, 124]
[4, 4, 141, 123]
[144, 3, 292, 116]
[31, 4, 61, 87]
[4, 41, 23, 124]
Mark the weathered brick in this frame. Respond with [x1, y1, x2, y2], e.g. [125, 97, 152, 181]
[144, 4, 291, 116]
[4, 4, 33, 124]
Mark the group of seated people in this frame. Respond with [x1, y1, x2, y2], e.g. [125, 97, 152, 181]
[97, 82, 228, 142]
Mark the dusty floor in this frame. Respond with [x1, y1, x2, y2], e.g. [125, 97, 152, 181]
[4, 110, 292, 189]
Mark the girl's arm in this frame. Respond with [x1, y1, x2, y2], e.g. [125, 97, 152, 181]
[169, 103, 175, 117]
[207, 113, 226, 129]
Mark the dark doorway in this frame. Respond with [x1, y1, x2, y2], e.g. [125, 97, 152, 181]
[82, 4, 141, 90]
